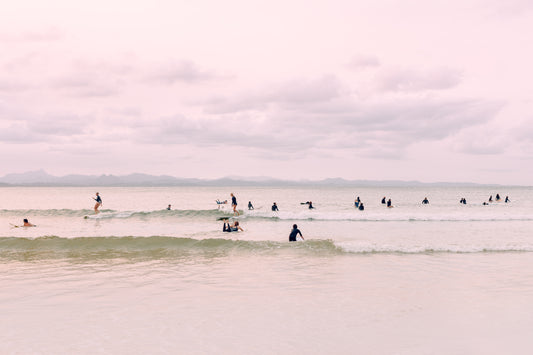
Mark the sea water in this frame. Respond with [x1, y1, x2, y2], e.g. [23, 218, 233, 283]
[1, 186, 533, 354]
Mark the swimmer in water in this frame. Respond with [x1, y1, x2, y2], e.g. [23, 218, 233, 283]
[289, 224, 304, 242]
[272, 202, 279, 212]
[23, 218, 35, 227]
[230, 193, 239, 216]
[93, 192, 102, 214]
[248, 201, 254, 210]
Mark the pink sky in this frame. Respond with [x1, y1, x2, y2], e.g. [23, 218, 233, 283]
[0, 0, 532, 184]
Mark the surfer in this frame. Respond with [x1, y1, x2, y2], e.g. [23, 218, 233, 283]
[489, 195, 493, 202]
[460, 198, 467, 205]
[422, 197, 429, 204]
[167, 204, 172, 210]
[93, 192, 102, 214]
[387, 198, 393, 208]
[248, 201, 254, 210]
[272, 202, 279, 212]
[358, 203, 364, 211]
[230, 193, 239, 216]
[308, 201, 314, 209]
[505, 196, 510, 203]
[381, 197, 386, 204]
[289, 224, 304, 242]
[496, 194, 501, 201]
[23, 218, 35, 227]
[354, 196, 360, 208]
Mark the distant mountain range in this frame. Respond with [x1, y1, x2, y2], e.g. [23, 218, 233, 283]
[0, 170, 495, 187]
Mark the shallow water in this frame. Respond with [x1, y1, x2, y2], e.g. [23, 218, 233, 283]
[1, 186, 532, 354]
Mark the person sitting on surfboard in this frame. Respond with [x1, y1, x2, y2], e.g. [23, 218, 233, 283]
[272, 202, 279, 212]
[308, 201, 314, 209]
[387, 198, 393, 208]
[248, 201, 254, 210]
[167, 204, 172, 210]
[222, 219, 243, 232]
[289, 224, 304, 242]
[93, 192, 102, 214]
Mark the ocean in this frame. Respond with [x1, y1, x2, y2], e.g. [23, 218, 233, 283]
[1, 185, 533, 354]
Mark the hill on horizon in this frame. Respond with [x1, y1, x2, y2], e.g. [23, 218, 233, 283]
[0, 170, 496, 187]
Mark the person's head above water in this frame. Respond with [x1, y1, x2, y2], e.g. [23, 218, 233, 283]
[293, 224, 298, 229]
[23, 218, 28, 223]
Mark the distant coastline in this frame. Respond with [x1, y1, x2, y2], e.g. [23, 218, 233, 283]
[0, 170, 513, 187]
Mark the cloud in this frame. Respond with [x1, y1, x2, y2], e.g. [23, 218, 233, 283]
[0, 79, 31, 92]
[126, 92, 501, 162]
[485, 0, 533, 17]
[148, 60, 215, 85]
[0, 27, 63, 43]
[347, 55, 381, 69]
[0, 113, 91, 144]
[376, 67, 463, 92]
[203, 75, 344, 114]
[49, 60, 132, 97]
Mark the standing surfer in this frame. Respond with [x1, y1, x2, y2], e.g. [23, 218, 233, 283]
[93, 192, 102, 214]
[231, 193, 239, 216]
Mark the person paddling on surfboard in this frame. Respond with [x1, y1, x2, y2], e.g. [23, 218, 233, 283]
[93, 192, 102, 214]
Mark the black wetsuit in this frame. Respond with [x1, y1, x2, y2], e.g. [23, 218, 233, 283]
[358, 204, 364, 211]
[223, 223, 238, 232]
[381, 198, 386, 204]
[95, 196, 102, 204]
[387, 200, 391, 207]
[232, 196, 237, 206]
[289, 228, 302, 242]
[272, 204, 279, 211]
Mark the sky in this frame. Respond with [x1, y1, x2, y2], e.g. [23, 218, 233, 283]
[0, 0, 532, 184]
